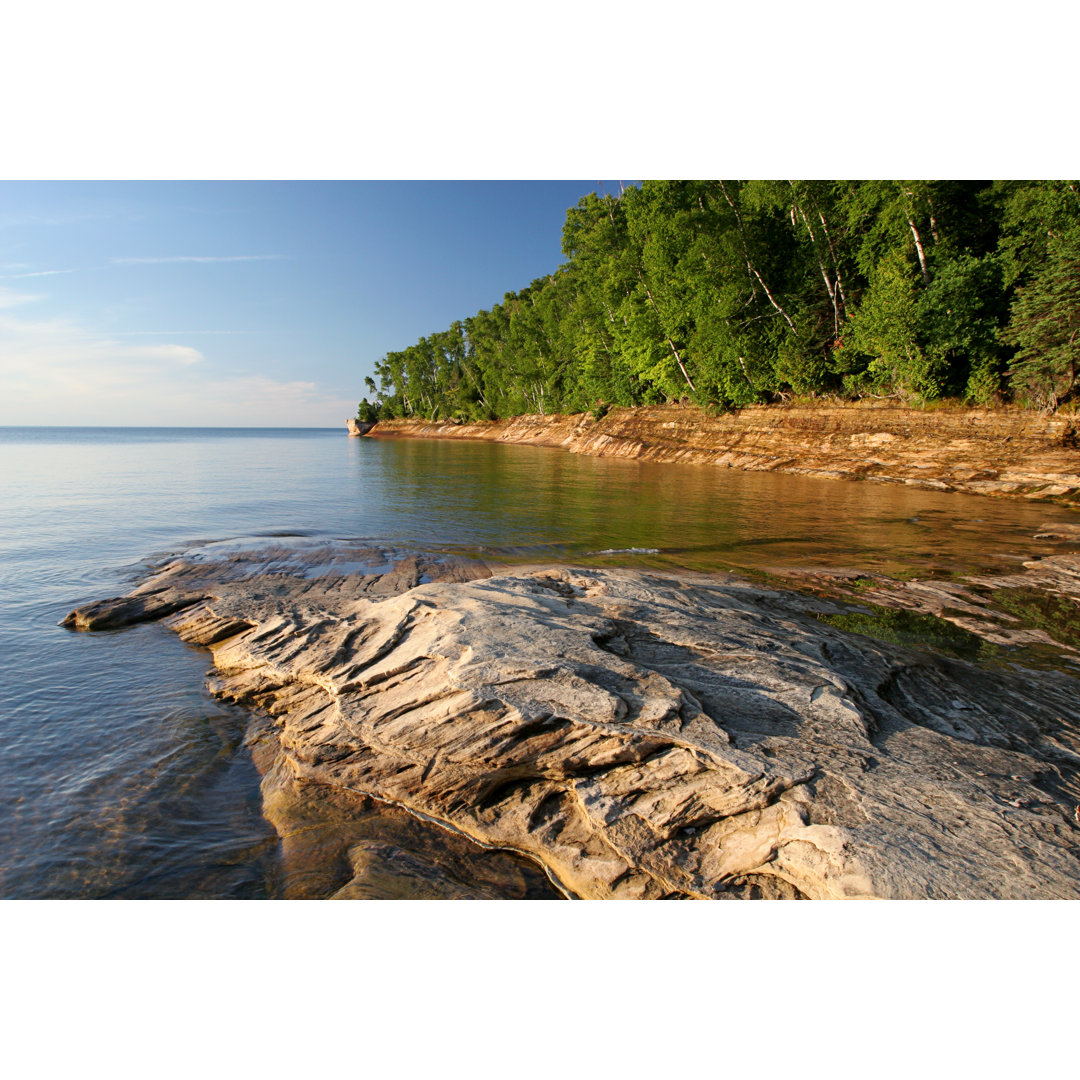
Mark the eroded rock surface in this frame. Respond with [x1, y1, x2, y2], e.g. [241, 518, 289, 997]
[64, 543, 1080, 899]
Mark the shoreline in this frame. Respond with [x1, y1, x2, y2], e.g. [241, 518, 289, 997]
[363, 403, 1080, 508]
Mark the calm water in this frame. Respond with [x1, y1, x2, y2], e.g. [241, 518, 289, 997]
[2, 425, 1076, 899]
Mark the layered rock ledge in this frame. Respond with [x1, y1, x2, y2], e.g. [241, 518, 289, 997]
[64, 542, 1080, 899]
[367, 403, 1080, 507]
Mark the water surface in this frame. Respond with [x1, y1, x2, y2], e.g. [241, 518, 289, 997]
[2, 426, 1075, 898]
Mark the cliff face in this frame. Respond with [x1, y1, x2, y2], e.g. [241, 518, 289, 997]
[367, 404, 1080, 507]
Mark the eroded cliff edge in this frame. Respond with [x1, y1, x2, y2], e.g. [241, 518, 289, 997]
[64, 543, 1080, 899]
[366, 403, 1080, 507]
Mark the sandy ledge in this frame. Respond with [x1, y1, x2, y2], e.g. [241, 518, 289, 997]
[64, 538, 1080, 899]
[365, 403, 1080, 507]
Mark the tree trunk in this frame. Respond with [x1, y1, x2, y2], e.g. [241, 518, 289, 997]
[750, 266, 797, 332]
[718, 179, 796, 331]
[903, 187, 931, 286]
[638, 272, 697, 391]
[737, 356, 755, 389]
[792, 195, 840, 334]
[926, 194, 941, 244]
[812, 202, 849, 312]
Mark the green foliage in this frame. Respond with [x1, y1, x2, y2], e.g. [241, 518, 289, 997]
[919, 253, 1007, 403]
[842, 250, 938, 400]
[994, 180, 1080, 286]
[774, 333, 830, 396]
[360, 181, 1078, 419]
[1000, 229, 1080, 410]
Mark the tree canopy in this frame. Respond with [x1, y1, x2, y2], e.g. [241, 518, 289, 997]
[358, 181, 1080, 422]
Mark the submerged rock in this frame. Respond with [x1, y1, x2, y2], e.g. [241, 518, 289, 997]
[770, 540, 1080, 656]
[64, 550, 1080, 899]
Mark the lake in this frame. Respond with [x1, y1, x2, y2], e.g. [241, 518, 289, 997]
[2, 425, 1075, 898]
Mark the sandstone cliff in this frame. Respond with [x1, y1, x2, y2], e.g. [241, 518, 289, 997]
[367, 404, 1080, 507]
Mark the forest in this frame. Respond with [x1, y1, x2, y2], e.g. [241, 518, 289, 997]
[359, 181, 1080, 423]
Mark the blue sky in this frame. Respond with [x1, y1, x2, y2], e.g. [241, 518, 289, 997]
[2, 3, 1069, 431]
[0, 181, 625, 426]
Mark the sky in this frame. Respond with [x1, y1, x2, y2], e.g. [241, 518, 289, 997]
[0, 181, 630, 427]
[2, 5, 1070, 430]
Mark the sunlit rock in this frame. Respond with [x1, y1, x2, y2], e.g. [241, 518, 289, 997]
[368, 403, 1080, 507]
[64, 545, 1080, 899]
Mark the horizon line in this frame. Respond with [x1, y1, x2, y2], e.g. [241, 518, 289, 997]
[0, 423, 344, 430]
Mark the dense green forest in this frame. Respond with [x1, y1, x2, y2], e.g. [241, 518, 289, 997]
[359, 181, 1080, 422]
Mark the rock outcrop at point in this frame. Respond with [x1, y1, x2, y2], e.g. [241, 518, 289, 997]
[63, 545, 1080, 899]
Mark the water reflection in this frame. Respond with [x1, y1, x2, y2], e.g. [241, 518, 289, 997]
[360, 437, 1076, 578]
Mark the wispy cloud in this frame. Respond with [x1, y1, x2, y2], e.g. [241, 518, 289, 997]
[111, 254, 286, 265]
[133, 344, 203, 365]
[0, 213, 80, 228]
[0, 313, 205, 371]
[1, 268, 79, 279]
[0, 208, 136, 229]
[109, 329, 256, 336]
[0, 306, 352, 426]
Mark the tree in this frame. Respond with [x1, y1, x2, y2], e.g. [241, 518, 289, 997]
[917, 253, 1006, 404]
[1000, 230, 1080, 410]
[842, 249, 936, 400]
[994, 181, 1080, 287]
[361, 181, 1076, 417]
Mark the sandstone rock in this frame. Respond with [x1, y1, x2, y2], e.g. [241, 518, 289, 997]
[367, 404, 1080, 507]
[60, 591, 198, 631]
[64, 548, 1080, 899]
[1035, 523, 1080, 542]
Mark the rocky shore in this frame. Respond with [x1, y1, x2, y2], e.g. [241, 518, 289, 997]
[64, 539, 1080, 899]
[364, 403, 1080, 507]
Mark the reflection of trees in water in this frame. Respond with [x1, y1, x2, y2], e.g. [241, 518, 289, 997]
[368, 438, 1068, 577]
